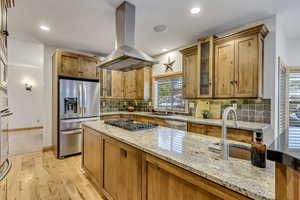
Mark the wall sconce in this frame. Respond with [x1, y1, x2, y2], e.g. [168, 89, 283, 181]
[25, 83, 32, 91]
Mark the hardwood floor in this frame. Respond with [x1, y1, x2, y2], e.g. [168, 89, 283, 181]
[0, 151, 104, 200]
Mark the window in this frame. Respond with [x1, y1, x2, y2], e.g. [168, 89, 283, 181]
[155, 76, 185, 111]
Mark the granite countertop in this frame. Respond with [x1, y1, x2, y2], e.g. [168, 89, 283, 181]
[100, 111, 271, 133]
[268, 128, 300, 171]
[83, 120, 275, 200]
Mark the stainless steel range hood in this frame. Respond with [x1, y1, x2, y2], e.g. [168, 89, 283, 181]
[98, 1, 158, 71]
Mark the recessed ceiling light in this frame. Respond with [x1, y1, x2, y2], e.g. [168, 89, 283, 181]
[162, 48, 168, 52]
[153, 24, 168, 33]
[190, 7, 200, 15]
[40, 25, 50, 31]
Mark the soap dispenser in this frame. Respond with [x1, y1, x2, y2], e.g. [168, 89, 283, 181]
[251, 132, 266, 168]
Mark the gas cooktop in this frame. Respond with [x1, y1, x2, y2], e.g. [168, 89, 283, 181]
[104, 119, 158, 131]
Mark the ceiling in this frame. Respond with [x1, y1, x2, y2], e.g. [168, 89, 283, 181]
[8, 0, 300, 56]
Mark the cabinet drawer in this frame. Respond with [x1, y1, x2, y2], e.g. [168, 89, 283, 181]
[187, 123, 253, 144]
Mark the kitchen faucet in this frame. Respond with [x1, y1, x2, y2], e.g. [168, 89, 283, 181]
[221, 107, 240, 160]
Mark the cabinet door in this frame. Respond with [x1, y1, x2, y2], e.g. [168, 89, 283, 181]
[102, 138, 142, 200]
[103, 139, 121, 200]
[198, 36, 214, 98]
[124, 70, 137, 99]
[82, 128, 102, 187]
[234, 35, 258, 97]
[59, 52, 81, 77]
[80, 56, 97, 79]
[182, 47, 198, 99]
[214, 41, 235, 98]
[144, 155, 248, 200]
[118, 142, 142, 200]
[136, 68, 145, 100]
[112, 70, 124, 98]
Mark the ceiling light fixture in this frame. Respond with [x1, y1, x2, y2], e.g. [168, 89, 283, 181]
[40, 25, 50, 31]
[190, 7, 200, 15]
[162, 48, 168, 52]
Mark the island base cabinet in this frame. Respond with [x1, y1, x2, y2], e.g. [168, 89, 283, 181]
[82, 126, 252, 200]
[142, 154, 251, 200]
[82, 127, 102, 190]
[102, 137, 142, 200]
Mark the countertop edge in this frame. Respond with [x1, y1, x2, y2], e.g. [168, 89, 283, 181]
[267, 132, 300, 171]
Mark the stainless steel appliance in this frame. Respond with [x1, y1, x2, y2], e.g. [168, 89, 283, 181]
[0, 107, 12, 181]
[104, 119, 158, 131]
[59, 79, 100, 158]
[98, 1, 158, 71]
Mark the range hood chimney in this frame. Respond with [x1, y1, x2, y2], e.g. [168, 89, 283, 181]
[98, 1, 158, 71]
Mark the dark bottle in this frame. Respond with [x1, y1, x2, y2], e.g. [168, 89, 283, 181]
[251, 132, 266, 168]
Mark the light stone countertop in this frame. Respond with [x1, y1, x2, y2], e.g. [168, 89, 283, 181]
[100, 112, 271, 133]
[83, 120, 275, 200]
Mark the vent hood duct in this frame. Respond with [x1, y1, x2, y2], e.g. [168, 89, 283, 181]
[98, 1, 158, 71]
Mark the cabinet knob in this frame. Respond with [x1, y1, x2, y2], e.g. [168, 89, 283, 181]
[120, 148, 127, 158]
[230, 81, 234, 85]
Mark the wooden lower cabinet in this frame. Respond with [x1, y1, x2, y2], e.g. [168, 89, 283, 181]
[143, 154, 250, 200]
[82, 127, 102, 189]
[82, 125, 252, 200]
[102, 136, 142, 200]
[187, 123, 253, 144]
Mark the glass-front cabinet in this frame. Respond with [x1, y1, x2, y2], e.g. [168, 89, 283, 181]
[198, 35, 215, 98]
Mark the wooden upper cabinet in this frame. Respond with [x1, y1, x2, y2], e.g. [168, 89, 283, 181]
[234, 35, 258, 97]
[80, 56, 98, 79]
[136, 67, 152, 100]
[112, 70, 124, 98]
[60, 51, 81, 77]
[55, 50, 99, 80]
[198, 35, 215, 98]
[214, 24, 268, 98]
[100, 67, 151, 100]
[124, 70, 137, 99]
[214, 41, 235, 98]
[180, 46, 198, 99]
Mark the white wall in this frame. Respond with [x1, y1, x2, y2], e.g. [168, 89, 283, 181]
[286, 39, 300, 66]
[7, 38, 44, 129]
[8, 65, 43, 129]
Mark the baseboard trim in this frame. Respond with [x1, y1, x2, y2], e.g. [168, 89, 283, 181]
[43, 146, 54, 152]
[7, 126, 43, 132]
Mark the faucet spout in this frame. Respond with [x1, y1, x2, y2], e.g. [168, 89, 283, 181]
[221, 106, 239, 160]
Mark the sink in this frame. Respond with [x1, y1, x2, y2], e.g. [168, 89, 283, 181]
[150, 112, 174, 116]
[208, 142, 251, 161]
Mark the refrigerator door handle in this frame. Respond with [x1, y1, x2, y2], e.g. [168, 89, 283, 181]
[78, 84, 83, 116]
[83, 83, 86, 114]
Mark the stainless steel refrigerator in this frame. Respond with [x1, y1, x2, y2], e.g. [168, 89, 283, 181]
[59, 79, 100, 158]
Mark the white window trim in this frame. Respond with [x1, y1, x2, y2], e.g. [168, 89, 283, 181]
[152, 73, 188, 113]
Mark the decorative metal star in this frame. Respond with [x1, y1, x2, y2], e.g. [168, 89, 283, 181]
[163, 57, 175, 72]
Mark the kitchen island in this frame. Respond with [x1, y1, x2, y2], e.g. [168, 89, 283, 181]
[82, 120, 274, 200]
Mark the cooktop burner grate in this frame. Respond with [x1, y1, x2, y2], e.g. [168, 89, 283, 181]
[104, 119, 158, 131]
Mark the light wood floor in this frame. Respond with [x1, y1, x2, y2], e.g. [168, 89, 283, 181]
[0, 151, 104, 200]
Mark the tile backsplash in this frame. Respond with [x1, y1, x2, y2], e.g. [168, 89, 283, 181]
[101, 98, 271, 124]
[189, 99, 271, 124]
[100, 99, 152, 112]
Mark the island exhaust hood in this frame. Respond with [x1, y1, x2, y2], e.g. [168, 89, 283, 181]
[98, 1, 158, 71]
